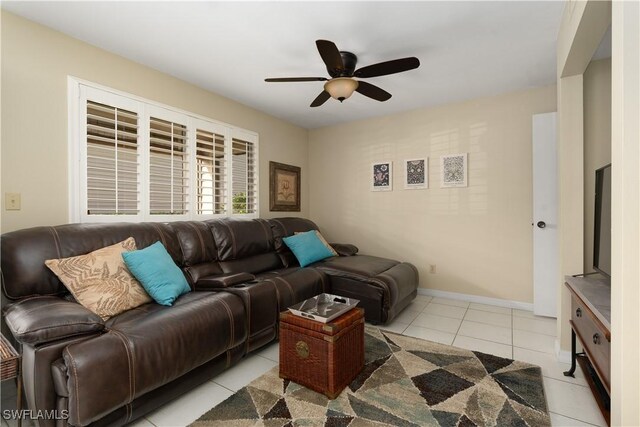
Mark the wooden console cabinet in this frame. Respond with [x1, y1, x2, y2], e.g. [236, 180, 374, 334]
[564, 275, 610, 425]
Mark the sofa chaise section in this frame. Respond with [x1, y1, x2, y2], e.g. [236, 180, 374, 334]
[269, 217, 419, 324]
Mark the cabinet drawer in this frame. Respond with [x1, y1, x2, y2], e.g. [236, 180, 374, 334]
[571, 297, 610, 391]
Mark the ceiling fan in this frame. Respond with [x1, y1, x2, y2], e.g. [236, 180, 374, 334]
[265, 40, 420, 107]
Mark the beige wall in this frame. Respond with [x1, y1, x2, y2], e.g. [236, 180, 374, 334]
[583, 58, 611, 272]
[557, 1, 640, 423]
[556, 73, 584, 351]
[308, 86, 556, 303]
[0, 12, 309, 233]
[555, 0, 611, 353]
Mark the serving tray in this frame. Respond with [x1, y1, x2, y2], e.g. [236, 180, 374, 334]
[288, 293, 360, 323]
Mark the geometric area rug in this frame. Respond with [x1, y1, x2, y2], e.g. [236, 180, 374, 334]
[191, 326, 550, 426]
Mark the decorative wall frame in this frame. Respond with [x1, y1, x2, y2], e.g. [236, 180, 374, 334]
[404, 158, 428, 189]
[440, 153, 468, 188]
[371, 161, 393, 191]
[269, 161, 301, 211]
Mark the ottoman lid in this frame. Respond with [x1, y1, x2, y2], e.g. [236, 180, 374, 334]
[280, 307, 364, 336]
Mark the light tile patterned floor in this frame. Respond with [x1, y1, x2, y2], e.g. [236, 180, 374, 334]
[380, 295, 607, 427]
[0, 295, 607, 427]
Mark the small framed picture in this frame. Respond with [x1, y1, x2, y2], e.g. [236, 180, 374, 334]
[404, 158, 428, 189]
[372, 161, 393, 191]
[269, 161, 301, 211]
[440, 153, 468, 188]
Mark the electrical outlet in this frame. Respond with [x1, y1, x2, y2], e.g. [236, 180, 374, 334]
[429, 264, 436, 274]
[5, 193, 21, 210]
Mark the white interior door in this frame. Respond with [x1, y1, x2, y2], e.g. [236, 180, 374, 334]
[533, 112, 558, 318]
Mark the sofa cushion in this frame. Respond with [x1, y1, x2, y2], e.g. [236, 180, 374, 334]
[254, 267, 301, 280]
[169, 221, 219, 266]
[182, 262, 224, 286]
[3, 296, 104, 345]
[45, 238, 152, 319]
[64, 292, 247, 426]
[330, 243, 359, 257]
[122, 242, 191, 306]
[269, 217, 319, 252]
[277, 251, 299, 268]
[169, 221, 223, 285]
[283, 231, 336, 267]
[218, 252, 283, 275]
[260, 268, 330, 311]
[208, 218, 274, 261]
[1, 222, 180, 300]
[195, 272, 255, 290]
[314, 254, 398, 277]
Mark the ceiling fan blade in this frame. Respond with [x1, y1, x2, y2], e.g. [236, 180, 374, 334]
[316, 40, 344, 77]
[310, 91, 331, 107]
[265, 77, 328, 82]
[354, 57, 420, 78]
[356, 81, 392, 102]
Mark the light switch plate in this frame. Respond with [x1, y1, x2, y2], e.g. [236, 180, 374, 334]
[5, 193, 21, 210]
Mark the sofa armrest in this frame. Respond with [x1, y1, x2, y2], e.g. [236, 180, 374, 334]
[330, 243, 359, 257]
[194, 272, 256, 290]
[2, 296, 104, 345]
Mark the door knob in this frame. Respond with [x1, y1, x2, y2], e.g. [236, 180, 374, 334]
[537, 221, 546, 229]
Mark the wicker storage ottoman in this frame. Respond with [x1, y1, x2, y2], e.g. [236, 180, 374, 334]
[279, 307, 364, 399]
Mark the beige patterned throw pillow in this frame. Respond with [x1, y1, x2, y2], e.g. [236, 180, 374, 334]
[45, 237, 152, 320]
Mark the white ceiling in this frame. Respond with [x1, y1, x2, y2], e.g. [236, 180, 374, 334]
[2, 1, 566, 129]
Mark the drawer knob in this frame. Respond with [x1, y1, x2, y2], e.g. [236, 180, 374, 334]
[296, 341, 309, 359]
[576, 308, 582, 318]
[593, 333, 601, 345]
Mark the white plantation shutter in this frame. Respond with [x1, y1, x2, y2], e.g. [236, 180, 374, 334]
[149, 117, 189, 215]
[232, 137, 257, 214]
[85, 101, 139, 215]
[195, 128, 227, 215]
[73, 81, 259, 222]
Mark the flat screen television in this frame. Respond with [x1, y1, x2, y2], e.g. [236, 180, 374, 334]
[593, 164, 612, 278]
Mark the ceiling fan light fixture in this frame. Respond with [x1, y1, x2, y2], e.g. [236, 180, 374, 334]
[324, 77, 359, 102]
[265, 40, 419, 107]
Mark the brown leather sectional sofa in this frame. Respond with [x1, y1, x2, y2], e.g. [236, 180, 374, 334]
[1, 217, 418, 427]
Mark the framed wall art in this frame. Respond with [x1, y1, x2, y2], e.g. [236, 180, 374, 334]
[269, 161, 301, 211]
[440, 153, 468, 188]
[372, 161, 393, 191]
[404, 158, 428, 189]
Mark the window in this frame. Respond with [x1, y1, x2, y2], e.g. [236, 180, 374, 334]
[148, 117, 188, 215]
[232, 136, 258, 214]
[195, 126, 226, 215]
[85, 101, 139, 215]
[71, 80, 259, 222]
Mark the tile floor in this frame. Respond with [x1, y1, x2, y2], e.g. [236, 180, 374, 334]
[0, 295, 607, 427]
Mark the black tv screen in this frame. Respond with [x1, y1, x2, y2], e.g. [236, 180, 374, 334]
[594, 164, 611, 277]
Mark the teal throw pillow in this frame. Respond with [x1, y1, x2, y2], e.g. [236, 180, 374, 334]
[282, 231, 336, 267]
[122, 241, 191, 306]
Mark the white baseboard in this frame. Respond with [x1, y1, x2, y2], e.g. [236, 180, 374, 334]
[555, 339, 573, 364]
[417, 288, 534, 311]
